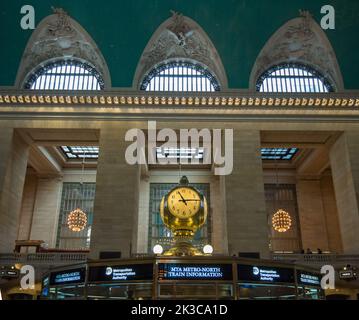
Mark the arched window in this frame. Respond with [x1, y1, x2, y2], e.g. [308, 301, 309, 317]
[256, 63, 333, 93]
[140, 61, 220, 92]
[24, 59, 105, 90]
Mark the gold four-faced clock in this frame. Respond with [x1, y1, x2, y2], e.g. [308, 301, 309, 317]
[160, 176, 207, 238]
[167, 186, 201, 218]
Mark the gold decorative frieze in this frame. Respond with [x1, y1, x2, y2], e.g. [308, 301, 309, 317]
[0, 92, 359, 108]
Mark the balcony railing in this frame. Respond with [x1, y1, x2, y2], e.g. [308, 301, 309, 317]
[1, 252, 358, 268]
[271, 253, 359, 266]
[0, 252, 88, 266]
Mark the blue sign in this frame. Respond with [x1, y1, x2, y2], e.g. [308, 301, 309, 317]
[41, 276, 49, 297]
[158, 263, 233, 281]
[41, 287, 49, 297]
[50, 268, 85, 285]
[238, 264, 295, 283]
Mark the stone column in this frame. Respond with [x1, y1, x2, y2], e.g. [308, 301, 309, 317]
[211, 175, 228, 254]
[90, 127, 140, 258]
[329, 132, 359, 253]
[29, 177, 63, 247]
[0, 128, 29, 253]
[135, 176, 150, 254]
[17, 171, 38, 241]
[320, 174, 343, 253]
[224, 130, 269, 258]
[296, 179, 329, 251]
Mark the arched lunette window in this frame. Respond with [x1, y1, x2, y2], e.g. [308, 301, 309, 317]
[256, 63, 333, 93]
[24, 59, 105, 90]
[140, 61, 220, 92]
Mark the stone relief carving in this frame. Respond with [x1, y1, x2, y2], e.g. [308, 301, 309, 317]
[134, 11, 227, 89]
[16, 7, 111, 88]
[250, 10, 344, 91]
[46, 7, 75, 37]
[167, 10, 192, 39]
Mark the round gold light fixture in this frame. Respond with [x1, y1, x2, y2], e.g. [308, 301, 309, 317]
[272, 209, 292, 233]
[67, 208, 87, 232]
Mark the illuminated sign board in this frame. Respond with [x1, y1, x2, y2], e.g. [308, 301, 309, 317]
[297, 270, 321, 286]
[339, 269, 357, 280]
[41, 276, 50, 297]
[49, 268, 85, 285]
[158, 264, 233, 281]
[88, 264, 153, 282]
[339, 271, 352, 279]
[42, 276, 49, 287]
[0, 269, 19, 278]
[238, 264, 294, 283]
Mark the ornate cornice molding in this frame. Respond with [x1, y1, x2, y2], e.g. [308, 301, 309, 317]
[0, 89, 358, 109]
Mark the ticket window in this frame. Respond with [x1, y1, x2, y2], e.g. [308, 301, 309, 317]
[238, 283, 297, 300]
[50, 285, 85, 300]
[86, 283, 153, 300]
[297, 286, 324, 300]
[158, 282, 234, 300]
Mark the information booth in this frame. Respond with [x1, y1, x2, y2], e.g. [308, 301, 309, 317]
[87, 261, 154, 299]
[237, 263, 297, 299]
[156, 260, 234, 300]
[42, 266, 86, 300]
[295, 269, 325, 300]
[41, 257, 324, 300]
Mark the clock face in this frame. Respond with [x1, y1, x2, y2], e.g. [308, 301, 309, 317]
[167, 187, 201, 218]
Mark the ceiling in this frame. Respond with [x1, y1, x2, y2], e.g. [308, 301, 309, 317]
[0, 0, 358, 89]
[17, 128, 339, 178]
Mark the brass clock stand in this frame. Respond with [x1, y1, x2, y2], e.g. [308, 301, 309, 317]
[163, 232, 203, 256]
[160, 176, 208, 256]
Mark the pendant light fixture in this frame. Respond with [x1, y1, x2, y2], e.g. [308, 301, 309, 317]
[67, 152, 87, 232]
[271, 157, 292, 233]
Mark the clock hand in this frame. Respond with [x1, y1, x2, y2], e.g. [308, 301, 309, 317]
[177, 191, 187, 205]
[179, 199, 201, 202]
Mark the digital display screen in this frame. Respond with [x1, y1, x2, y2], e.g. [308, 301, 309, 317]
[238, 264, 295, 283]
[49, 268, 85, 285]
[297, 270, 321, 286]
[88, 264, 153, 282]
[158, 263, 233, 281]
